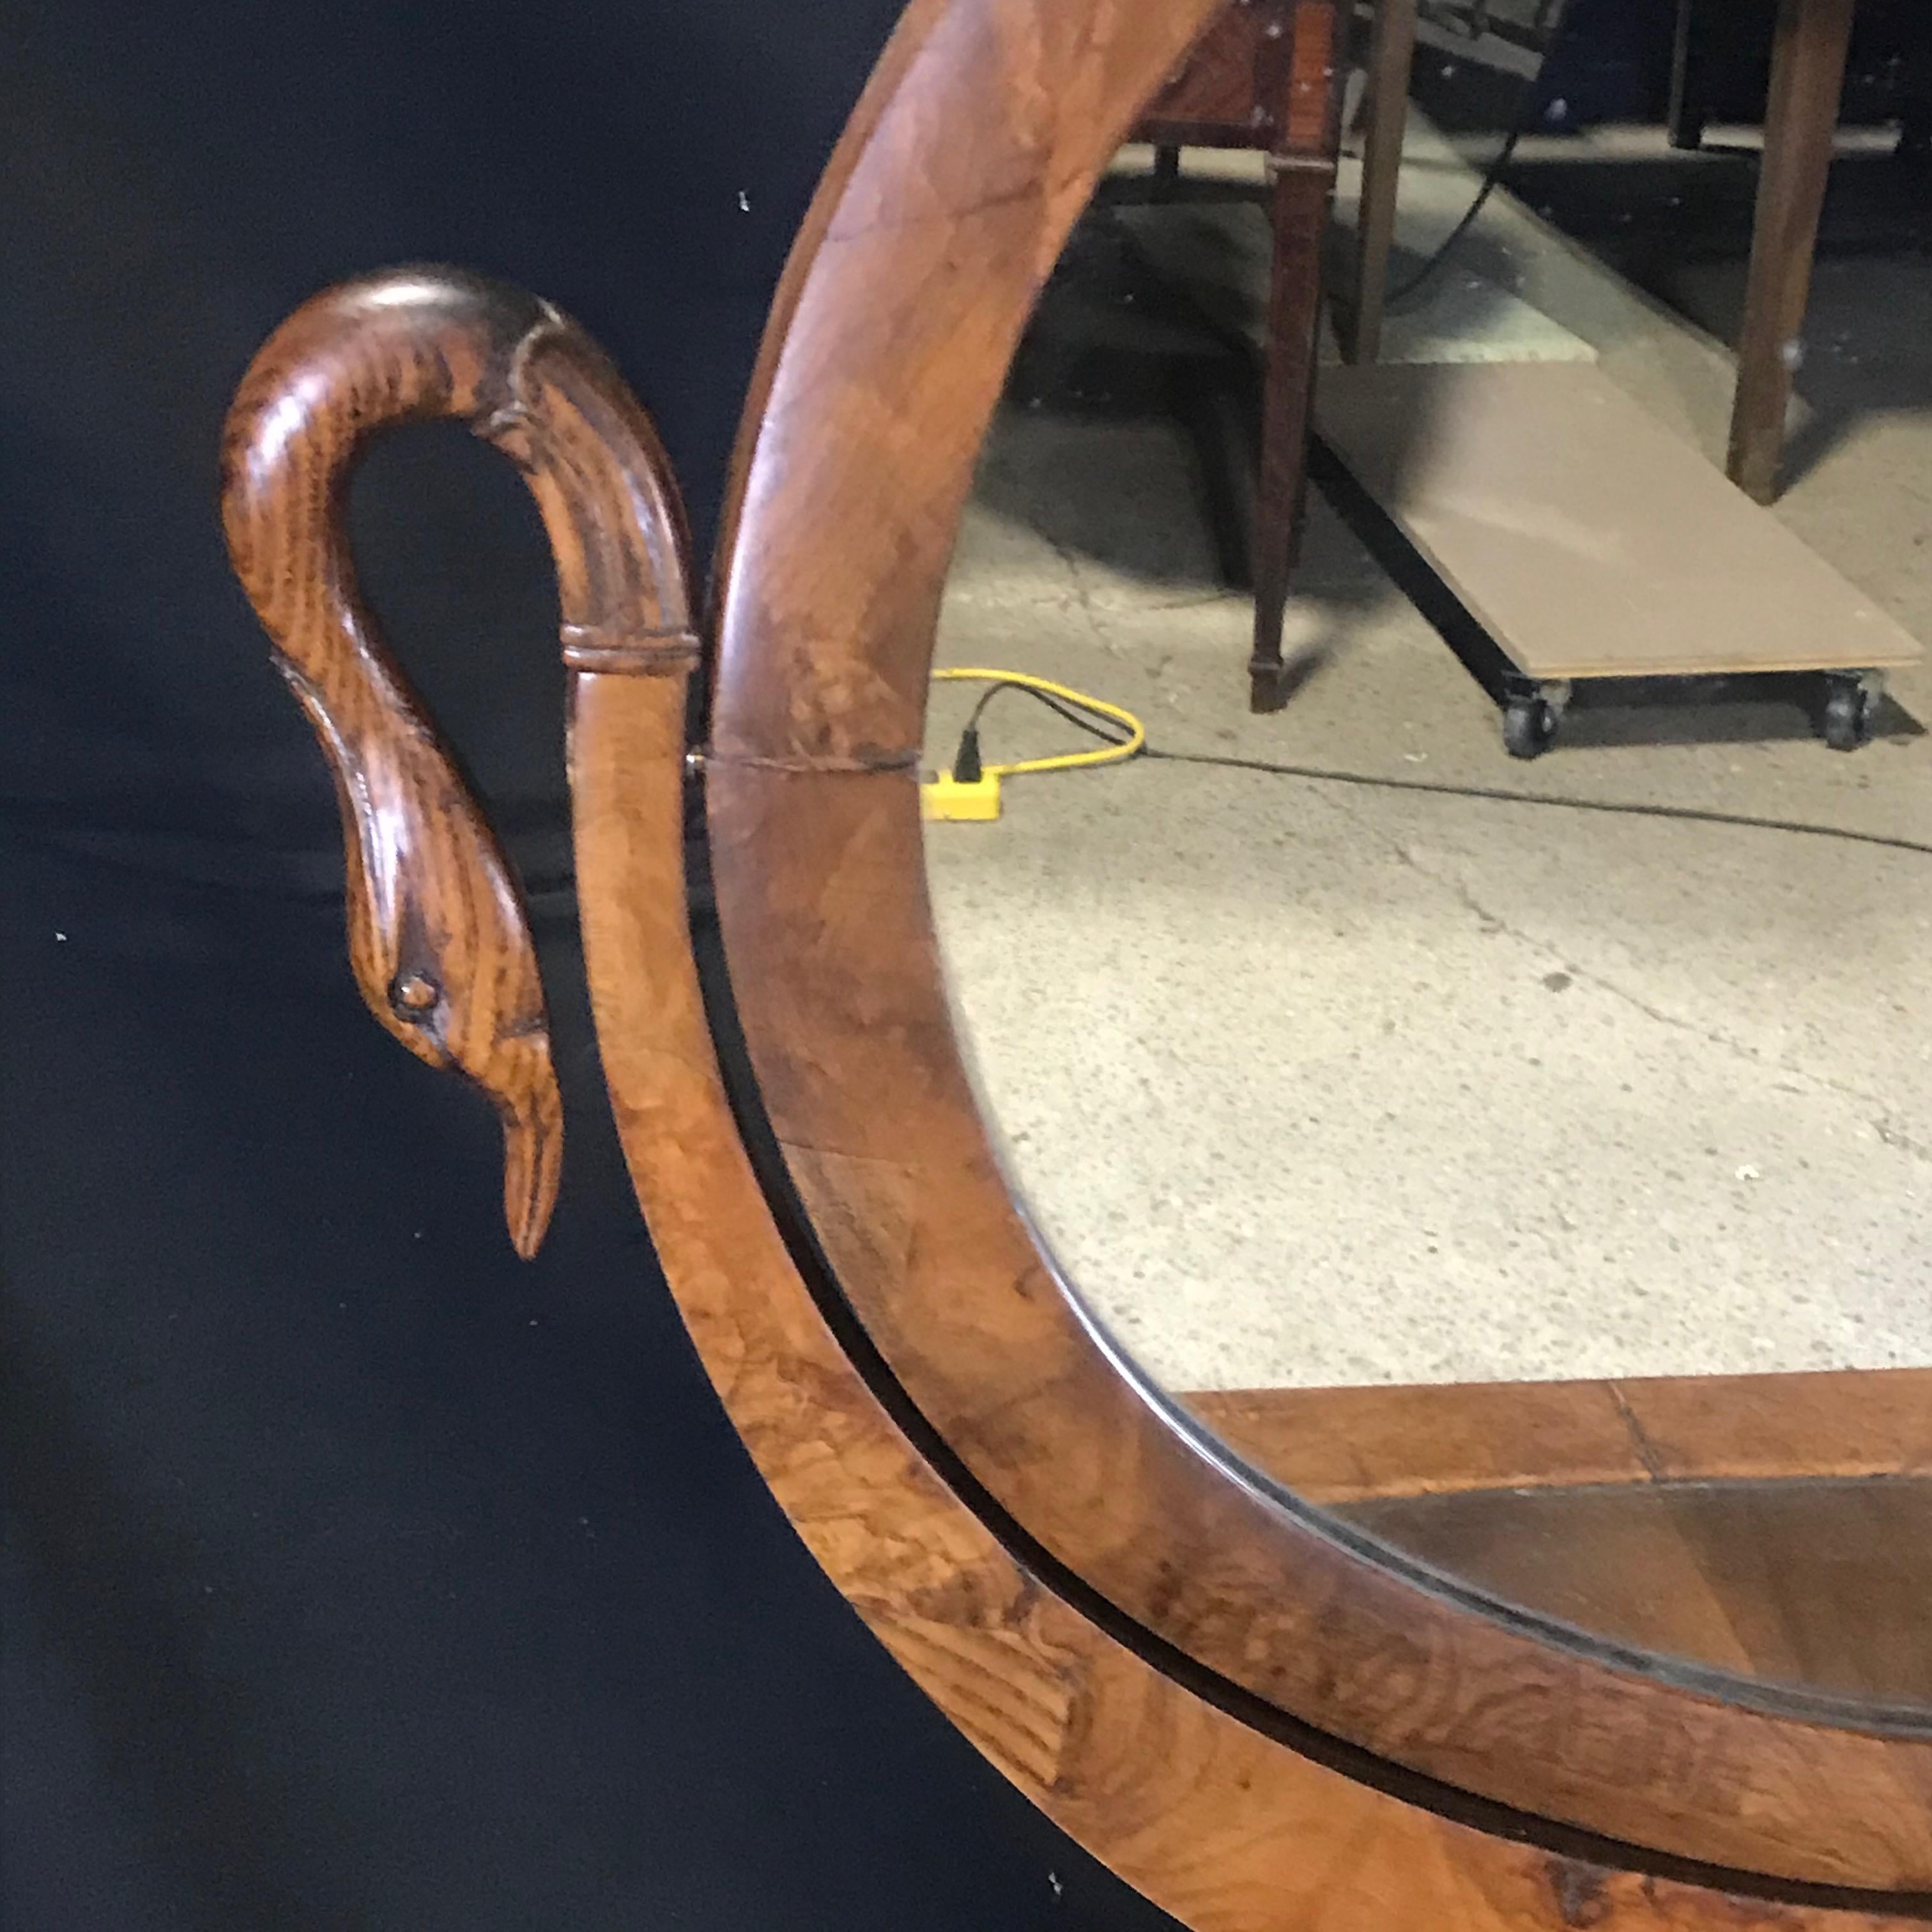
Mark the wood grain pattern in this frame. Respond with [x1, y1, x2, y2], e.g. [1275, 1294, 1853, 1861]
[1726, 0, 1857, 503]
[1345, 0, 1418, 365]
[1346, 1477, 1932, 1712]
[222, 267, 695, 1254]
[542, 287, 1930, 1926]
[223, 260, 1932, 1932]
[1186, 1378, 1652, 1503]
[705, 0, 1932, 1887]
[217, 19, 1932, 1926]
[1138, 0, 1301, 148]
[1620, 1369, 1932, 1485]
[1185, 1367, 1932, 1504]
[558, 572, 1926, 1932]
[571, 603, 1932, 1932]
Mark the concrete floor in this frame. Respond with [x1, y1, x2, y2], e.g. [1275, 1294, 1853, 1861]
[924, 125, 1932, 1395]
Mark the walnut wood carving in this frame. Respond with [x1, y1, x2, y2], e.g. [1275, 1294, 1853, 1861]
[220, 267, 695, 1255]
[565, 509, 1926, 1932]
[227, 275, 1929, 1930]
[219, 12, 1932, 1929]
[225, 273, 1908, 1931]
[705, 0, 1932, 1892]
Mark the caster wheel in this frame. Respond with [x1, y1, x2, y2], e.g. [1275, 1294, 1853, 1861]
[1823, 680, 1874, 751]
[1503, 694, 1558, 760]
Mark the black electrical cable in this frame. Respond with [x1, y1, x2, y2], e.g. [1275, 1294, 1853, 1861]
[1142, 746, 1932, 862]
[1384, 0, 1576, 309]
[951, 683, 1932, 863]
[945, 676, 1137, 783]
[962, 682, 1007, 732]
[957, 677, 1137, 745]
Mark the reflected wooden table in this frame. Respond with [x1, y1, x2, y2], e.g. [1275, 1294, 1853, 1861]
[1347, 0, 1866, 505]
[1136, 0, 1346, 710]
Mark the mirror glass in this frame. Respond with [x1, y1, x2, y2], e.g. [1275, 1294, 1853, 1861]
[926, 13, 1932, 1714]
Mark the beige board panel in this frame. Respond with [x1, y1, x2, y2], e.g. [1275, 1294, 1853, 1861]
[1314, 361, 1923, 681]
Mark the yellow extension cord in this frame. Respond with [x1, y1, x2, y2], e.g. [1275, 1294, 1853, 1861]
[923, 668, 1144, 822]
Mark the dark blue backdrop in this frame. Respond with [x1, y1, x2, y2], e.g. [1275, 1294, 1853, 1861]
[0, 5, 1188, 1926]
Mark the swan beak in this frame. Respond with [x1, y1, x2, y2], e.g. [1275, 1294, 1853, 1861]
[499, 1055, 564, 1261]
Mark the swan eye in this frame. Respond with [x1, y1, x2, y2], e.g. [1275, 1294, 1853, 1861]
[392, 973, 440, 1016]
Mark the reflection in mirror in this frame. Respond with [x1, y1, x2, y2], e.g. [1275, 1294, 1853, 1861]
[924, 22, 1932, 1719]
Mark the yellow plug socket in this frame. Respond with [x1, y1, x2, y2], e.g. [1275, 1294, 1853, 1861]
[921, 774, 1002, 822]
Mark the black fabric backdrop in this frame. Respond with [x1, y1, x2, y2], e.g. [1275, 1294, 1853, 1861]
[0, 4, 1187, 1926]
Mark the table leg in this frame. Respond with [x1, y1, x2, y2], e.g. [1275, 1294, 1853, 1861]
[1345, 0, 1417, 365]
[1667, 0, 1708, 151]
[1898, 10, 1932, 161]
[1252, 0, 1344, 712]
[1252, 156, 1334, 711]
[1726, 0, 1854, 504]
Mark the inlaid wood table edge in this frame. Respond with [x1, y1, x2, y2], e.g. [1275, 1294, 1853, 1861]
[705, 0, 1932, 1891]
[1184, 1366, 1932, 1504]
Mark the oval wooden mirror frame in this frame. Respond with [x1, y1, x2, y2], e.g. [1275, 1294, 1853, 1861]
[213, 4, 1932, 1928]
[691, 0, 1932, 1909]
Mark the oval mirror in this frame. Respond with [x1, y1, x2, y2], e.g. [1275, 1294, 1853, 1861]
[928, 48, 1932, 1729]
[705, 0, 1932, 1895]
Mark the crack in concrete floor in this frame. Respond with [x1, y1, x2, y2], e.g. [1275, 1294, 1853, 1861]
[1370, 815, 1932, 1169]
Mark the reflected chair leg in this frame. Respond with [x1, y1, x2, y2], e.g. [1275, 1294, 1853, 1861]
[1898, 12, 1932, 162]
[1346, 0, 1416, 365]
[1667, 0, 1709, 151]
[1726, 0, 1853, 503]
[1251, 157, 1332, 713]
